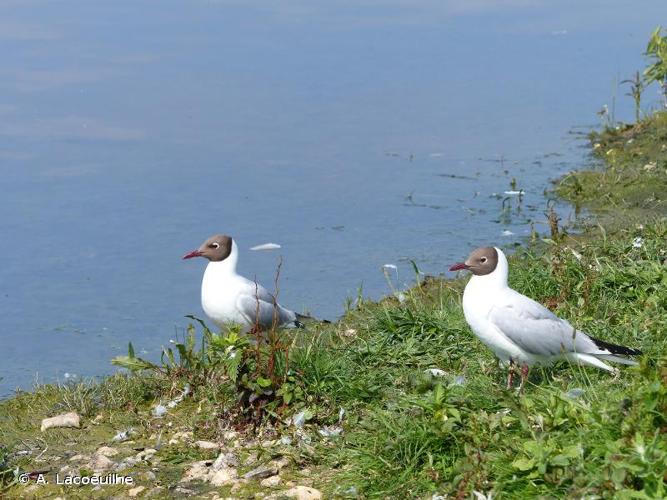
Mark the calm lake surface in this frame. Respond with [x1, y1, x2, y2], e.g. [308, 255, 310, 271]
[1, 1, 664, 396]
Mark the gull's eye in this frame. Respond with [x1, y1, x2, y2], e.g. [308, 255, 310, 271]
[209, 242, 220, 249]
[480, 257, 487, 263]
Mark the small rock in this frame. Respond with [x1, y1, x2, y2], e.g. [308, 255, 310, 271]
[210, 467, 238, 486]
[223, 430, 239, 440]
[213, 451, 239, 469]
[146, 486, 164, 498]
[243, 464, 278, 480]
[93, 414, 104, 424]
[41, 412, 80, 432]
[143, 470, 157, 481]
[195, 440, 220, 450]
[181, 461, 211, 482]
[115, 456, 139, 472]
[128, 485, 146, 497]
[137, 448, 157, 461]
[175, 486, 195, 495]
[281, 486, 322, 500]
[271, 456, 291, 471]
[89, 453, 115, 472]
[171, 431, 193, 443]
[424, 368, 446, 377]
[260, 475, 281, 487]
[69, 454, 88, 462]
[96, 446, 119, 457]
[244, 452, 258, 465]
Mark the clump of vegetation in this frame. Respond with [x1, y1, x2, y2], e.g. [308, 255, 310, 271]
[644, 26, 667, 106]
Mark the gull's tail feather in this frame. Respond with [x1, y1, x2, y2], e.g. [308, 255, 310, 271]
[589, 334, 642, 357]
[597, 354, 638, 366]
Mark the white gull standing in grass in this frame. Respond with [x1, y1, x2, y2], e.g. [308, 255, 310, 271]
[183, 234, 303, 333]
[449, 246, 642, 388]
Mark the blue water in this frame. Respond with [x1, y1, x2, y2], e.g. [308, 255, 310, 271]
[1, 1, 665, 396]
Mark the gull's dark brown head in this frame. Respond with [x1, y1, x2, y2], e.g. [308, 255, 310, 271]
[449, 246, 499, 276]
[183, 234, 233, 262]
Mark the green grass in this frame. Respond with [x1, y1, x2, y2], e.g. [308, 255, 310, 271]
[2, 117, 667, 498]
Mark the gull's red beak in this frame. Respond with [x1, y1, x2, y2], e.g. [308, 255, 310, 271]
[449, 262, 469, 272]
[182, 249, 203, 260]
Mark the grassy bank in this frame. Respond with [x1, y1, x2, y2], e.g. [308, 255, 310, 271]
[557, 110, 667, 225]
[2, 119, 666, 498]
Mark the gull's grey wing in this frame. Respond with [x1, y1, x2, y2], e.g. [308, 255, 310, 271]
[236, 293, 296, 330]
[488, 290, 599, 357]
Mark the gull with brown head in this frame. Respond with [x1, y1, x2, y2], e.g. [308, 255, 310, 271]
[183, 234, 303, 333]
[450, 246, 641, 388]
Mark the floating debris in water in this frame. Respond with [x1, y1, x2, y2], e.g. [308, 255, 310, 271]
[503, 190, 524, 196]
[250, 243, 281, 251]
[501, 230, 514, 236]
[382, 264, 397, 270]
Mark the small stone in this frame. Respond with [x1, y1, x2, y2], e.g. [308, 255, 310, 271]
[271, 456, 291, 470]
[213, 451, 239, 469]
[146, 486, 164, 497]
[195, 440, 220, 450]
[223, 430, 239, 440]
[96, 446, 119, 457]
[93, 414, 104, 424]
[128, 485, 146, 497]
[210, 467, 238, 486]
[115, 456, 139, 472]
[143, 470, 157, 481]
[40, 412, 80, 432]
[181, 461, 211, 482]
[281, 486, 322, 500]
[243, 464, 278, 480]
[69, 454, 88, 462]
[89, 453, 114, 472]
[137, 448, 157, 461]
[260, 475, 281, 487]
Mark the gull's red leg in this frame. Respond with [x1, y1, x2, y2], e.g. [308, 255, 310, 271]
[519, 364, 530, 391]
[506, 360, 515, 389]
